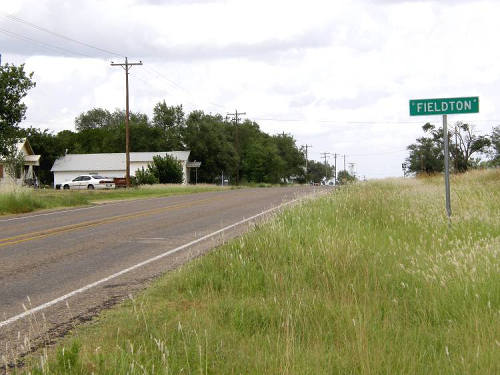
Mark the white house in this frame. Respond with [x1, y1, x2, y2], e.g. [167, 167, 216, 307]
[0, 138, 41, 186]
[51, 151, 191, 187]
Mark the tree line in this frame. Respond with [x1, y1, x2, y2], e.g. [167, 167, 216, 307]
[2, 63, 342, 187]
[20, 102, 306, 185]
[404, 122, 500, 175]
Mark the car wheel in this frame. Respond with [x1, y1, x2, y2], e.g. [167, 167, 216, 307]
[63, 184, 70, 190]
[87, 184, 94, 190]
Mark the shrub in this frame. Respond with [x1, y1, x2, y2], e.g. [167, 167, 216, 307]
[149, 154, 183, 184]
[135, 167, 159, 185]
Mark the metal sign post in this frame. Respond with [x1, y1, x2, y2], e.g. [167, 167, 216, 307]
[443, 114, 451, 218]
[186, 161, 201, 185]
[409, 96, 479, 220]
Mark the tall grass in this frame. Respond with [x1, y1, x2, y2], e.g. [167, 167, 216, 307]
[0, 185, 89, 215]
[23, 170, 500, 374]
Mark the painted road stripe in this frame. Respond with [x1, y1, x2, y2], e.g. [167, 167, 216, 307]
[0, 197, 219, 248]
[0, 197, 302, 328]
[0, 191, 228, 223]
[0, 205, 107, 223]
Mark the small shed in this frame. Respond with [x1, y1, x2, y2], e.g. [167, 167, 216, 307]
[51, 151, 191, 188]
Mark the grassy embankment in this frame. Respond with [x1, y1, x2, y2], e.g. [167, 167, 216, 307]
[0, 184, 228, 215]
[24, 170, 499, 374]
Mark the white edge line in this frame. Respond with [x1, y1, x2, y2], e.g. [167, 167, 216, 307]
[0, 197, 303, 328]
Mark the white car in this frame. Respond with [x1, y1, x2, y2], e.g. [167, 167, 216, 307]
[61, 175, 115, 190]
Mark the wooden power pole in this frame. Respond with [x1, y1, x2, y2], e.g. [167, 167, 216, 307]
[303, 144, 312, 181]
[320, 152, 330, 180]
[333, 153, 338, 184]
[111, 57, 143, 187]
[227, 109, 246, 184]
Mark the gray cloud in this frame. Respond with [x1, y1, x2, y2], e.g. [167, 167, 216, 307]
[322, 90, 390, 110]
[290, 93, 316, 108]
[135, 0, 223, 4]
[0, 12, 334, 62]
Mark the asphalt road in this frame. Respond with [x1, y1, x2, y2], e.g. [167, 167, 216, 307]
[0, 186, 322, 366]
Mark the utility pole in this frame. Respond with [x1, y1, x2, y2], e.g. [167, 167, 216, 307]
[333, 153, 338, 184]
[227, 109, 246, 185]
[343, 154, 346, 172]
[320, 152, 330, 180]
[348, 162, 356, 177]
[454, 124, 458, 172]
[111, 57, 143, 187]
[302, 144, 312, 182]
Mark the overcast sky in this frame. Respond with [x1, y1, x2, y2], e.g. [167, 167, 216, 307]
[1, 0, 499, 178]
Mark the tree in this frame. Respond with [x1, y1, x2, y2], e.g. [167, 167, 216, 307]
[75, 108, 113, 131]
[0, 63, 36, 155]
[337, 170, 356, 184]
[3, 145, 24, 180]
[148, 154, 183, 183]
[184, 111, 238, 183]
[272, 132, 305, 182]
[152, 101, 185, 149]
[404, 122, 490, 175]
[72, 109, 165, 154]
[450, 122, 490, 172]
[489, 125, 500, 166]
[405, 124, 444, 175]
[307, 160, 333, 183]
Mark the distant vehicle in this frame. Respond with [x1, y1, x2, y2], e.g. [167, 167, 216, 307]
[60, 175, 115, 190]
[320, 178, 336, 186]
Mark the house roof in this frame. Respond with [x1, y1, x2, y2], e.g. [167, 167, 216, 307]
[0, 138, 40, 165]
[17, 138, 35, 155]
[51, 151, 190, 172]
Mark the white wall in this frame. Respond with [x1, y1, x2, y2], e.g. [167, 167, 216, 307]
[53, 170, 125, 187]
[54, 162, 188, 187]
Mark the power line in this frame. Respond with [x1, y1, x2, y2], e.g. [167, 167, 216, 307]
[0, 23, 222, 114]
[253, 117, 500, 124]
[0, 27, 94, 58]
[2, 11, 226, 113]
[143, 66, 226, 111]
[139, 67, 214, 110]
[1, 12, 123, 58]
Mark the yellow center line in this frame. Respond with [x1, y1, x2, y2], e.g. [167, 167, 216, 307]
[0, 197, 219, 248]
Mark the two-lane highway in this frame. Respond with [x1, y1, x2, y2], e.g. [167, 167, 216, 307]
[0, 186, 322, 364]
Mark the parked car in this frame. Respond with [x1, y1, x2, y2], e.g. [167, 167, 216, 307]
[61, 175, 115, 190]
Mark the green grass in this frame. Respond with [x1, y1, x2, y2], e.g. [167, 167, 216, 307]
[0, 187, 89, 215]
[23, 170, 500, 374]
[0, 184, 227, 215]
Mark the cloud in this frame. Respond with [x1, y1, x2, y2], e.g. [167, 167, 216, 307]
[322, 90, 390, 110]
[4, 0, 499, 179]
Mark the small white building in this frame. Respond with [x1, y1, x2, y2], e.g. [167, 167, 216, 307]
[0, 138, 41, 186]
[51, 151, 191, 187]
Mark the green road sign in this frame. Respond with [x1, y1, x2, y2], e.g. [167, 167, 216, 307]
[409, 96, 479, 116]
